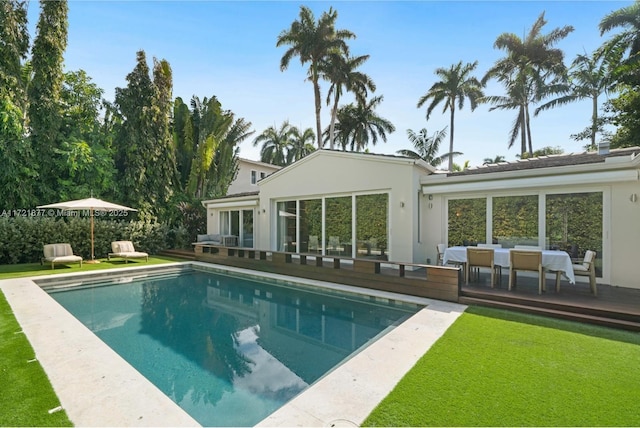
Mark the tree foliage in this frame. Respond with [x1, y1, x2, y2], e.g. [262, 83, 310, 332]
[396, 127, 461, 168]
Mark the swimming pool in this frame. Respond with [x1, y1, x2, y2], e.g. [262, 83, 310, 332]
[46, 266, 423, 426]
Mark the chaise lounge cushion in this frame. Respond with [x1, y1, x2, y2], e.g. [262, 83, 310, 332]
[108, 240, 148, 263]
[42, 243, 83, 269]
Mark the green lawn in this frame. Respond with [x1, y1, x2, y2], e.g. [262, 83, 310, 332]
[0, 255, 186, 280]
[0, 291, 73, 426]
[363, 306, 640, 427]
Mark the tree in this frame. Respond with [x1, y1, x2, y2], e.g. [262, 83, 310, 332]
[483, 155, 507, 164]
[396, 127, 461, 168]
[536, 50, 614, 150]
[418, 61, 483, 172]
[517, 145, 564, 159]
[173, 97, 195, 191]
[113, 51, 177, 215]
[320, 51, 375, 149]
[482, 12, 573, 157]
[0, 0, 29, 104]
[187, 96, 253, 198]
[253, 121, 293, 166]
[332, 95, 395, 152]
[277, 5, 355, 148]
[599, 1, 640, 85]
[28, 0, 68, 201]
[287, 126, 315, 163]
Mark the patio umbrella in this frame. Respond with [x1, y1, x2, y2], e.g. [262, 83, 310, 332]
[37, 197, 137, 263]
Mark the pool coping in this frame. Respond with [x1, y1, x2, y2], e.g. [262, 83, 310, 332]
[0, 261, 467, 427]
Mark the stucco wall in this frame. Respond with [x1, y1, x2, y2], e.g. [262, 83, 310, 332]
[609, 181, 640, 288]
[227, 159, 280, 195]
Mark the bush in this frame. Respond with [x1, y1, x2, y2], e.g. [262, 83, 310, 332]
[0, 217, 172, 264]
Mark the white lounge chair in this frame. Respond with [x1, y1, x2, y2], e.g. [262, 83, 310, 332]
[42, 243, 83, 269]
[108, 241, 149, 263]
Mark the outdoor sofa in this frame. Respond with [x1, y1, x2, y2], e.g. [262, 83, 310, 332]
[108, 240, 149, 263]
[42, 243, 83, 269]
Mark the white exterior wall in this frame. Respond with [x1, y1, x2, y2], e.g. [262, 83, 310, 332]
[226, 159, 280, 195]
[257, 151, 430, 264]
[610, 180, 640, 288]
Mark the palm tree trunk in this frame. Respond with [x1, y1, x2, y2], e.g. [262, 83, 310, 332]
[448, 102, 455, 172]
[520, 106, 526, 156]
[313, 77, 323, 149]
[525, 102, 533, 156]
[329, 96, 339, 150]
[591, 94, 598, 150]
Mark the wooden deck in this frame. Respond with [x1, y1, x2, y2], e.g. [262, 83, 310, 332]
[161, 247, 640, 331]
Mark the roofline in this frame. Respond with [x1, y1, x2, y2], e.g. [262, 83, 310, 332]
[201, 192, 260, 207]
[260, 149, 435, 185]
[238, 157, 282, 170]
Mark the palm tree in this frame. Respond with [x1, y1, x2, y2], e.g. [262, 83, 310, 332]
[535, 50, 613, 150]
[320, 51, 375, 149]
[333, 95, 395, 152]
[252, 121, 294, 166]
[482, 12, 573, 156]
[483, 155, 507, 164]
[417, 61, 484, 172]
[396, 127, 461, 168]
[277, 6, 355, 148]
[287, 126, 315, 163]
[599, 1, 640, 84]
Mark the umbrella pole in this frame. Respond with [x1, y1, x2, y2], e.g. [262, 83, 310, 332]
[87, 207, 100, 264]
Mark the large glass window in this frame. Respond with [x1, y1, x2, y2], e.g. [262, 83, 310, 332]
[242, 209, 254, 248]
[325, 196, 352, 256]
[546, 192, 603, 276]
[300, 199, 322, 254]
[277, 201, 297, 252]
[493, 195, 538, 248]
[356, 194, 388, 259]
[219, 211, 230, 235]
[448, 198, 486, 246]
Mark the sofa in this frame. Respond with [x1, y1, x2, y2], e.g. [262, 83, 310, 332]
[195, 234, 223, 245]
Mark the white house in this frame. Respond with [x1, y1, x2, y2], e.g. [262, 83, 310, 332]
[226, 158, 281, 195]
[202, 147, 640, 290]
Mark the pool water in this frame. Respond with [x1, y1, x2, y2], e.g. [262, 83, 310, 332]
[48, 269, 421, 426]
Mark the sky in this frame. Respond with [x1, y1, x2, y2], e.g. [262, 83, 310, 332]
[25, 0, 631, 169]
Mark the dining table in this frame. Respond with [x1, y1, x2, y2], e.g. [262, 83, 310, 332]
[442, 246, 575, 284]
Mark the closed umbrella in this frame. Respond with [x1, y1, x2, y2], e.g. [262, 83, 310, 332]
[38, 197, 137, 263]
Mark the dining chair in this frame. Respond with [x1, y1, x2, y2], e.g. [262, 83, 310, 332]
[509, 250, 544, 294]
[466, 247, 498, 287]
[436, 243, 446, 265]
[570, 250, 597, 296]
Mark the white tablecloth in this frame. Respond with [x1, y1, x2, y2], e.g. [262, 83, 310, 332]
[443, 246, 575, 284]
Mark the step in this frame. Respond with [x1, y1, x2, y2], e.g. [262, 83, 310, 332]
[459, 296, 640, 332]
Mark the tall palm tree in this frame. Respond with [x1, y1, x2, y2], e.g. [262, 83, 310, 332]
[320, 51, 375, 149]
[535, 50, 613, 150]
[287, 126, 315, 164]
[599, 1, 640, 84]
[277, 6, 355, 148]
[396, 127, 461, 168]
[333, 95, 395, 152]
[252, 121, 294, 166]
[482, 12, 573, 156]
[417, 61, 484, 172]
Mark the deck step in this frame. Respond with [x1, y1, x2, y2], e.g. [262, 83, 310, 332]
[459, 296, 640, 332]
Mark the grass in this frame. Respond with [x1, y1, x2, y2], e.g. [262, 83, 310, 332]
[363, 306, 640, 427]
[0, 290, 73, 426]
[0, 255, 186, 280]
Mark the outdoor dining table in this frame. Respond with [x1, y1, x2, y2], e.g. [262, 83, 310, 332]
[442, 246, 576, 284]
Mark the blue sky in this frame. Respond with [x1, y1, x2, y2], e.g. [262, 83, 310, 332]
[26, 1, 631, 168]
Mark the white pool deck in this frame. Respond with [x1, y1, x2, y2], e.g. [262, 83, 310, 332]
[1, 262, 466, 427]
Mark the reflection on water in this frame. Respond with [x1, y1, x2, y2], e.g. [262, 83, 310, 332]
[50, 270, 420, 426]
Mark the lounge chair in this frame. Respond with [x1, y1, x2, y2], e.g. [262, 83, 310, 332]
[108, 241, 149, 263]
[42, 243, 83, 269]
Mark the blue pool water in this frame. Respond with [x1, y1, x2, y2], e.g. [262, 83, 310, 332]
[48, 268, 421, 426]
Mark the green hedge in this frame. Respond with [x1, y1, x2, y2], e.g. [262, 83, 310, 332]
[0, 217, 189, 264]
